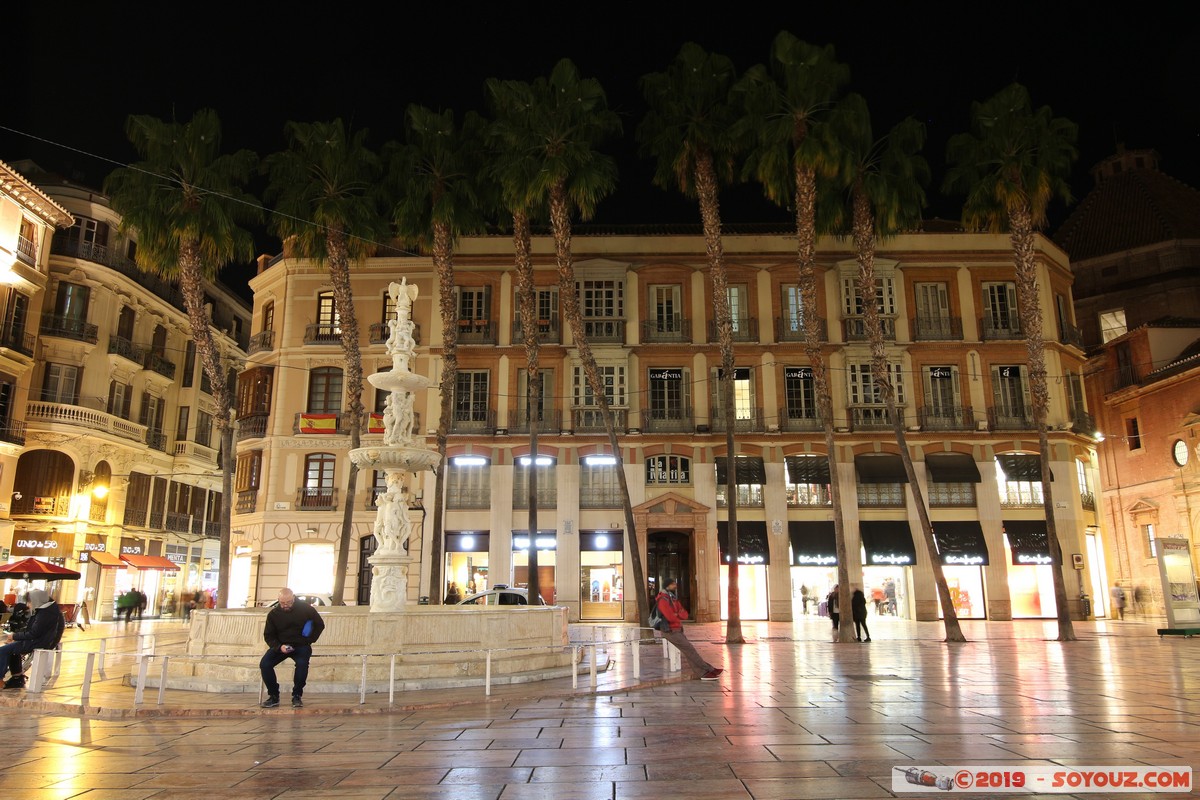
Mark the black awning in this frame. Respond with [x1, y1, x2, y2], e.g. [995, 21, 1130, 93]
[1003, 519, 1057, 565]
[580, 531, 623, 551]
[785, 455, 831, 484]
[717, 521, 770, 565]
[854, 453, 909, 483]
[716, 457, 767, 485]
[997, 454, 1054, 482]
[925, 453, 982, 483]
[932, 521, 989, 566]
[788, 521, 837, 566]
[860, 520, 916, 565]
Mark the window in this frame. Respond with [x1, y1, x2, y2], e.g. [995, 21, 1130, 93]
[1, 291, 29, 345]
[1143, 523, 1157, 558]
[1099, 309, 1127, 343]
[263, 301, 275, 333]
[116, 306, 136, 340]
[922, 366, 964, 427]
[1076, 459, 1094, 510]
[368, 469, 388, 508]
[151, 324, 167, 357]
[648, 284, 683, 335]
[849, 362, 904, 428]
[453, 370, 491, 429]
[513, 456, 556, 508]
[236, 451, 262, 492]
[727, 284, 749, 332]
[307, 367, 343, 414]
[573, 365, 625, 407]
[61, 216, 109, 257]
[781, 285, 805, 336]
[108, 380, 133, 419]
[645, 455, 690, 485]
[843, 275, 896, 316]
[0, 376, 14, 430]
[783, 367, 817, 426]
[196, 410, 213, 448]
[183, 341, 197, 388]
[317, 292, 340, 328]
[785, 455, 832, 506]
[996, 454, 1045, 507]
[176, 406, 190, 441]
[913, 282, 952, 338]
[990, 365, 1030, 428]
[53, 282, 90, 321]
[646, 368, 689, 429]
[516, 369, 555, 429]
[373, 367, 391, 414]
[42, 363, 79, 404]
[446, 457, 491, 508]
[457, 287, 491, 323]
[140, 393, 165, 433]
[715, 457, 766, 507]
[1125, 418, 1141, 450]
[712, 367, 756, 429]
[580, 458, 621, 508]
[301, 453, 337, 507]
[237, 366, 274, 417]
[579, 280, 623, 318]
[982, 282, 1019, 335]
[17, 217, 39, 262]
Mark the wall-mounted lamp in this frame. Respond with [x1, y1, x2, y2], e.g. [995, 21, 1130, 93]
[11, 492, 21, 501]
[304, 528, 317, 535]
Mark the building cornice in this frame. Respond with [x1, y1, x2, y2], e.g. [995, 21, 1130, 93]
[0, 158, 74, 227]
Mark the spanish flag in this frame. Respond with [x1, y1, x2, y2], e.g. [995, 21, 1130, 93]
[368, 413, 385, 434]
[298, 413, 338, 434]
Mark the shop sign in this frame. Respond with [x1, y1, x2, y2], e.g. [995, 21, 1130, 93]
[870, 553, 913, 565]
[648, 368, 683, 381]
[12, 536, 69, 557]
[646, 455, 689, 484]
[83, 541, 107, 552]
[795, 554, 837, 566]
[120, 537, 144, 556]
[166, 552, 188, 564]
[785, 367, 813, 380]
[929, 366, 953, 379]
[944, 554, 985, 566]
[1017, 553, 1053, 565]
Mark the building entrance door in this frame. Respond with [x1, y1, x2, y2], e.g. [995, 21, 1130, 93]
[648, 530, 692, 613]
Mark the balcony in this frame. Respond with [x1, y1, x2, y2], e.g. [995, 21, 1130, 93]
[51, 238, 185, 306]
[304, 323, 342, 344]
[142, 351, 176, 380]
[450, 407, 496, 434]
[579, 488, 623, 508]
[1081, 491, 1096, 511]
[0, 418, 24, 445]
[16, 234, 37, 264]
[147, 431, 168, 452]
[980, 316, 1023, 340]
[851, 406, 894, 430]
[707, 317, 758, 343]
[711, 407, 765, 433]
[641, 317, 690, 343]
[856, 482, 905, 507]
[928, 483, 977, 507]
[506, 409, 562, 434]
[1000, 486, 1044, 508]
[27, 400, 147, 444]
[1109, 365, 1139, 394]
[237, 413, 270, 441]
[912, 315, 963, 341]
[165, 511, 209, 535]
[919, 405, 975, 431]
[236, 490, 257, 515]
[786, 484, 833, 506]
[0, 328, 35, 357]
[293, 412, 349, 435]
[775, 317, 827, 343]
[108, 335, 144, 364]
[248, 330, 275, 354]
[12, 494, 70, 516]
[572, 407, 627, 434]
[296, 487, 338, 511]
[457, 319, 497, 345]
[988, 407, 1034, 430]
[1059, 323, 1084, 349]
[715, 485, 764, 508]
[1070, 408, 1096, 435]
[780, 410, 823, 432]
[40, 313, 98, 344]
[371, 321, 421, 345]
[843, 316, 895, 342]
[173, 439, 218, 466]
[641, 406, 694, 433]
[582, 318, 625, 344]
[513, 318, 561, 345]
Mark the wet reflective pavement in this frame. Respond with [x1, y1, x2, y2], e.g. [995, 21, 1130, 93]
[1, 615, 1197, 799]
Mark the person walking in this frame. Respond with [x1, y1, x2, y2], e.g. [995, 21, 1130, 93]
[0, 589, 65, 689]
[1110, 584, 1126, 620]
[259, 588, 326, 708]
[827, 585, 841, 639]
[851, 586, 871, 642]
[444, 582, 462, 604]
[655, 579, 722, 681]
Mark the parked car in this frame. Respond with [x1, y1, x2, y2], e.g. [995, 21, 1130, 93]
[269, 594, 336, 608]
[456, 586, 547, 607]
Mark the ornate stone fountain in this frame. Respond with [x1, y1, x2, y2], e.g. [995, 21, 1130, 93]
[348, 279, 441, 611]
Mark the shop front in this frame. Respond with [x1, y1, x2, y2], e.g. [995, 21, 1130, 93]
[445, 531, 490, 599]
[1003, 519, 1058, 618]
[717, 521, 769, 620]
[788, 520, 837, 616]
[120, 541, 182, 617]
[859, 520, 915, 619]
[579, 530, 623, 620]
[82, 548, 123, 620]
[512, 530, 556, 605]
[931, 520, 989, 619]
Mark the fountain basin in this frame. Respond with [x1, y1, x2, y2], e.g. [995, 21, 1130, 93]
[349, 446, 441, 472]
[368, 371, 433, 393]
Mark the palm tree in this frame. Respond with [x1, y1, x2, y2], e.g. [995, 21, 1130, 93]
[637, 43, 746, 643]
[485, 60, 651, 627]
[104, 110, 262, 609]
[945, 83, 1079, 641]
[828, 95, 966, 642]
[736, 34, 855, 640]
[389, 105, 487, 604]
[263, 119, 386, 605]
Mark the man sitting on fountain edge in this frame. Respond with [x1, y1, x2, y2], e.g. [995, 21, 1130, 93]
[260, 588, 325, 708]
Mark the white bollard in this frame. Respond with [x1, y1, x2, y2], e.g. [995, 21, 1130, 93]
[134, 655, 149, 705]
[158, 656, 169, 705]
[485, 650, 492, 697]
[27, 650, 48, 693]
[632, 635, 641, 680]
[589, 643, 597, 688]
[98, 639, 107, 674]
[360, 655, 368, 705]
[81, 652, 96, 706]
[572, 647, 579, 689]
[389, 654, 397, 706]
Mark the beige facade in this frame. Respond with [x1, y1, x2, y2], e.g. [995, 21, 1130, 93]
[239, 228, 1101, 624]
[2, 163, 250, 619]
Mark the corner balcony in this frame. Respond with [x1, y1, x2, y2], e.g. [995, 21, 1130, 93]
[236, 490, 257, 515]
[0, 328, 35, 357]
[40, 313, 98, 344]
[27, 400, 147, 445]
[237, 413, 270, 441]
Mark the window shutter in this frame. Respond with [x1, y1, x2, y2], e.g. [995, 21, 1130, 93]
[139, 392, 150, 426]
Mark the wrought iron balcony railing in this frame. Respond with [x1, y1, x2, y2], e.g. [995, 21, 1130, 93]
[780, 410, 823, 432]
[296, 487, 338, 511]
[304, 323, 342, 344]
[912, 315, 963, 341]
[513, 318, 561, 345]
[843, 316, 895, 341]
[980, 316, 1023, 340]
[582, 318, 625, 344]
[988, 407, 1034, 430]
[0, 419, 26, 445]
[457, 319, 498, 345]
[775, 317, 827, 342]
[248, 330, 275, 354]
[450, 407, 496, 434]
[0, 328, 34, 357]
[851, 406, 895, 430]
[711, 407, 765, 433]
[506, 409, 562, 434]
[142, 351, 176, 380]
[571, 407, 627, 433]
[40, 313, 98, 344]
[108, 335, 143, 364]
[641, 406, 694, 433]
[641, 317, 690, 343]
[919, 405, 975, 431]
[707, 317, 758, 343]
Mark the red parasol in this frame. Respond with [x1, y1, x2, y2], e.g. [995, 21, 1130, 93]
[0, 557, 82, 580]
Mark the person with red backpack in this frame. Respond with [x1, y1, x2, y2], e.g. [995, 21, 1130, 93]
[653, 579, 722, 681]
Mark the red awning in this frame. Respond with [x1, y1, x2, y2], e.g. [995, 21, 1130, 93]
[86, 550, 124, 567]
[120, 554, 181, 571]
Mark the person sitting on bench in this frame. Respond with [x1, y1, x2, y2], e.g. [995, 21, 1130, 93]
[0, 589, 65, 689]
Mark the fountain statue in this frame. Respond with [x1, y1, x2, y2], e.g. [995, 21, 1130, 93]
[349, 278, 441, 611]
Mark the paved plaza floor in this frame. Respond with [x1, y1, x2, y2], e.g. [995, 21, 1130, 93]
[0, 614, 1197, 798]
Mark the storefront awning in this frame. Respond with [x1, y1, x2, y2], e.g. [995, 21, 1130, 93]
[785, 455, 831, 484]
[854, 453, 909, 483]
[932, 521, 989, 566]
[997, 454, 1053, 482]
[120, 554, 180, 571]
[1003, 519, 1057, 565]
[860, 520, 916, 565]
[925, 453, 982, 483]
[715, 457, 767, 485]
[717, 521, 770, 565]
[85, 550, 124, 567]
[788, 521, 837, 566]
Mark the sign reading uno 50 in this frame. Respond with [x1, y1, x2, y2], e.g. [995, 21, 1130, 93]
[11, 537, 69, 556]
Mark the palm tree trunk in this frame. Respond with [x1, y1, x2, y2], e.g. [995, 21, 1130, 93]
[429, 219, 458, 605]
[513, 209, 542, 603]
[179, 239, 234, 608]
[328, 230, 363, 605]
[794, 164, 853, 641]
[548, 183, 649, 628]
[852, 188, 965, 642]
[695, 151, 743, 644]
[1010, 205, 1076, 641]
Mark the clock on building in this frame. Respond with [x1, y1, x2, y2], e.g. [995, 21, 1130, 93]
[1172, 439, 1189, 467]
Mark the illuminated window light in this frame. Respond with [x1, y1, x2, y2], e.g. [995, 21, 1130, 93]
[584, 455, 617, 466]
[453, 456, 488, 466]
[518, 456, 553, 466]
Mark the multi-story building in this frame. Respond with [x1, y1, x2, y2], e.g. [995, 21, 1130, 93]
[4, 162, 251, 619]
[238, 227, 1100, 623]
[1055, 148, 1200, 616]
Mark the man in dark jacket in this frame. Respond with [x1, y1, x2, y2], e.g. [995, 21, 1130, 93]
[259, 588, 325, 708]
[1, 589, 65, 689]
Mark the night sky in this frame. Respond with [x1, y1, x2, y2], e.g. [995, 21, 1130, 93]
[5, 3, 1198, 296]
